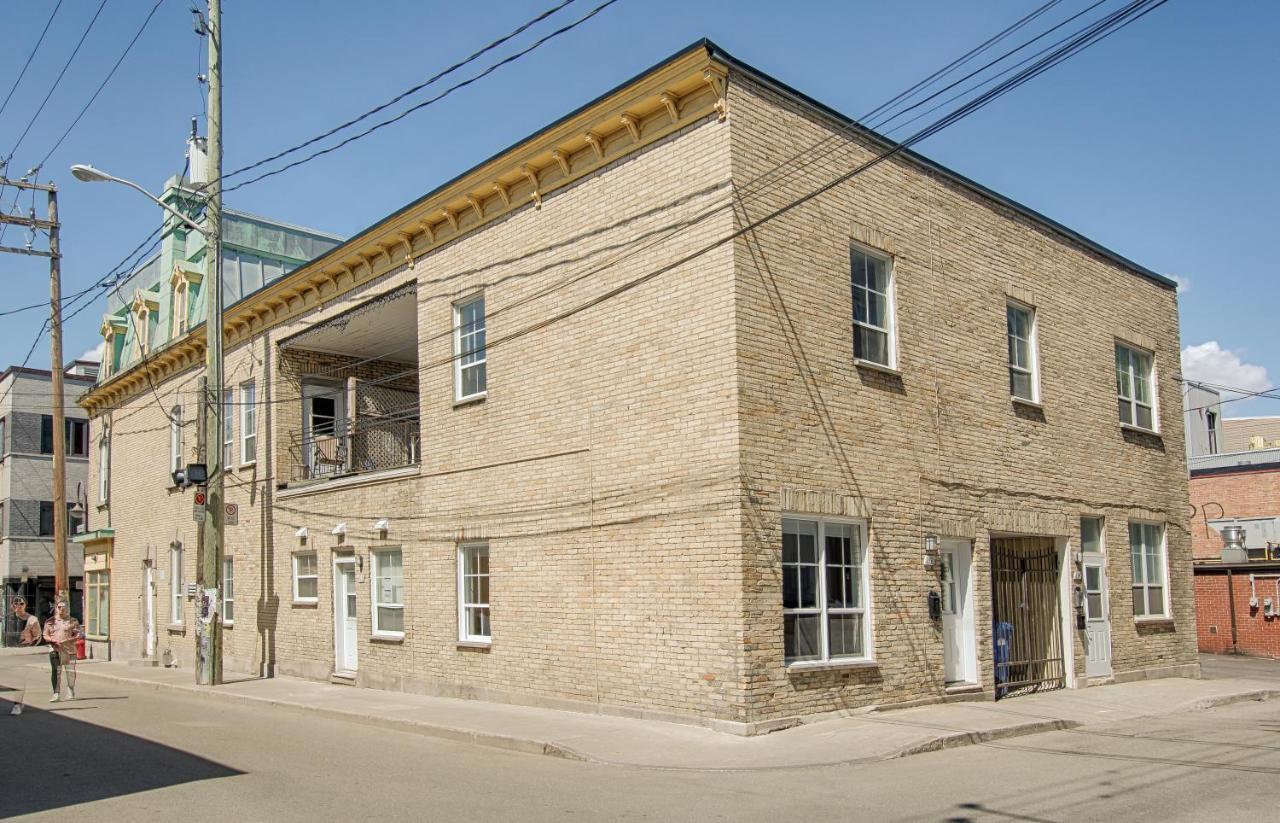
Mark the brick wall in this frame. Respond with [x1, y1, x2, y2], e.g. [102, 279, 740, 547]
[1189, 467, 1280, 559]
[1195, 568, 1280, 658]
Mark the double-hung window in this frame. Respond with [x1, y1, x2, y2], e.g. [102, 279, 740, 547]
[292, 553, 318, 602]
[782, 517, 871, 664]
[66, 419, 89, 457]
[222, 388, 235, 468]
[170, 406, 183, 477]
[170, 544, 184, 625]
[372, 548, 404, 637]
[222, 558, 235, 625]
[40, 415, 54, 454]
[240, 381, 257, 465]
[1007, 301, 1039, 402]
[1129, 522, 1168, 619]
[38, 501, 54, 536]
[1115, 342, 1157, 431]
[850, 245, 895, 369]
[453, 294, 487, 401]
[458, 543, 490, 643]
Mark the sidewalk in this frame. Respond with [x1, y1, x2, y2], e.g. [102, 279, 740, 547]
[36, 652, 1280, 771]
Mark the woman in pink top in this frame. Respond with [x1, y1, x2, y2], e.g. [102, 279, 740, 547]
[42, 601, 81, 702]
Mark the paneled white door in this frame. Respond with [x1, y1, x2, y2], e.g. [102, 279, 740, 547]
[1083, 556, 1112, 678]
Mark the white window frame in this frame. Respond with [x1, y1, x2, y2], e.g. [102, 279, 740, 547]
[85, 569, 109, 638]
[240, 380, 257, 466]
[849, 243, 897, 371]
[170, 544, 184, 626]
[1115, 341, 1159, 433]
[457, 542, 491, 644]
[222, 387, 235, 468]
[222, 557, 235, 626]
[781, 515, 873, 667]
[453, 293, 487, 402]
[1129, 520, 1169, 620]
[1006, 299, 1040, 403]
[292, 552, 319, 603]
[98, 427, 110, 505]
[371, 548, 405, 639]
[169, 405, 183, 477]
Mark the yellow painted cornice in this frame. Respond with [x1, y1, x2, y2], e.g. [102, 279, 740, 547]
[81, 46, 728, 415]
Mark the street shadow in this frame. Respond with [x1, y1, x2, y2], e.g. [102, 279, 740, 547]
[0, 695, 242, 818]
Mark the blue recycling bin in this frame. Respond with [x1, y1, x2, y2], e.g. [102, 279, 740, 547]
[993, 621, 1013, 691]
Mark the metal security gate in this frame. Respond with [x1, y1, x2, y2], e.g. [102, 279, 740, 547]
[992, 537, 1064, 699]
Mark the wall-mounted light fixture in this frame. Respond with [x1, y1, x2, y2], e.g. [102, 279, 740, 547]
[372, 518, 390, 539]
[923, 533, 940, 569]
[295, 526, 308, 545]
[331, 522, 347, 544]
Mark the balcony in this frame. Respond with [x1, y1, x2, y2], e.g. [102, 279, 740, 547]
[278, 283, 419, 489]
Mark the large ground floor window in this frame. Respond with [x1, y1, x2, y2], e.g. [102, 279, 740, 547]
[86, 570, 109, 638]
[782, 517, 871, 664]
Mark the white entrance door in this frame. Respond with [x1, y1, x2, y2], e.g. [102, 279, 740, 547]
[333, 559, 358, 673]
[941, 539, 977, 684]
[1083, 556, 1112, 677]
[143, 562, 156, 657]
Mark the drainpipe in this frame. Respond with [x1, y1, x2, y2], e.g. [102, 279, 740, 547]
[1226, 568, 1239, 655]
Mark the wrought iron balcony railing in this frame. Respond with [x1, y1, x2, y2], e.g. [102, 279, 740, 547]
[287, 415, 420, 483]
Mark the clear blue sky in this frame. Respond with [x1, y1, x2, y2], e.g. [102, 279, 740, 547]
[1, 0, 1275, 415]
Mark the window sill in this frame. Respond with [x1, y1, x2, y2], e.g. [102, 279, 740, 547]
[453, 392, 487, 409]
[371, 633, 404, 644]
[291, 599, 318, 608]
[1011, 396, 1043, 410]
[239, 460, 257, 470]
[166, 624, 185, 634]
[222, 621, 234, 629]
[96, 504, 109, 512]
[1134, 616, 1174, 626]
[457, 640, 491, 651]
[786, 657, 877, 673]
[85, 634, 108, 642]
[1121, 423, 1161, 437]
[853, 359, 900, 377]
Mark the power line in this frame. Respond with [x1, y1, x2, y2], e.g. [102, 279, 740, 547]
[220, 0, 621, 194]
[2, 0, 110, 169]
[34, 0, 164, 170]
[0, 0, 64, 123]
[219, 0, 580, 185]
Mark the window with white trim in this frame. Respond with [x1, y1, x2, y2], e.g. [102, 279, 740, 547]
[782, 517, 870, 664]
[222, 388, 235, 468]
[1129, 521, 1167, 619]
[458, 543, 490, 642]
[169, 406, 183, 477]
[292, 553, 318, 602]
[240, 380, 257, 465]
[1006, 300, 1039, 402]
[98, 427, 110, 505]
[1115, 342, 1157, 431]
[850, 245, 895, 368]
[86, 570, 109, 637]
[170, 544, 184, 625]
[453, 294, 486, 401]
[222, 557, 235, 625]
[372, 548, 404, 636]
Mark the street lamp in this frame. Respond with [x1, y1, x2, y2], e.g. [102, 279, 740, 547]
[69, 164, 208, 237]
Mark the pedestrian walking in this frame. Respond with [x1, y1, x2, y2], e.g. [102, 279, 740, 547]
[9, 597, 41, 646]
[42, 601, 81, 702]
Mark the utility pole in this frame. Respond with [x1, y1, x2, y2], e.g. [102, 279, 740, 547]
[0, 177, 68, 603]
[195, 0, 224, 686]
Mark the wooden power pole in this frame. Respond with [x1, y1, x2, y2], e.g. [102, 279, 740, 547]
[0, 177, 69, 602]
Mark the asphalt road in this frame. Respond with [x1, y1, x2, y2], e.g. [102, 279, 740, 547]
[3, 651, 1280, 822]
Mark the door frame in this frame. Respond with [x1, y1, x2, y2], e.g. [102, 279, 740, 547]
[143, 560, 156, 658]
[332, 554, 357, 674]
[941, 538, 978, 685]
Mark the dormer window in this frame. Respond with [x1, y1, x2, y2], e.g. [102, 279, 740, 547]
[169, 266, 202, 339]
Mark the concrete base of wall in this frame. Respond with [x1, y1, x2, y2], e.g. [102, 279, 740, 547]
[1110, 662, 1202, 684]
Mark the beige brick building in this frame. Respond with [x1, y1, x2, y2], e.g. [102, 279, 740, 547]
[80, 41, 1196, 733]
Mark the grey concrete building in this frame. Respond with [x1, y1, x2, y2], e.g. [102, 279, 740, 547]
[1, 361, 98, 645]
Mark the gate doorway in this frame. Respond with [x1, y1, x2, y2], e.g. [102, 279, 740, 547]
[992, 536, 1065, 699]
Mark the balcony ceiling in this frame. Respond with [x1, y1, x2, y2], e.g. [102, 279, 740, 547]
[281, 285, 417, 364]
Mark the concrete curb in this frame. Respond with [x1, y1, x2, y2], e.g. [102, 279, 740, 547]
[55, 664, 1280, 771]
[57, 665, 587, 762]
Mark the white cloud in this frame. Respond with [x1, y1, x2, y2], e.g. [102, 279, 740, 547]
[1170, 274, 1191, 295]
[1181, 341, 1270, 395]
[77, 341, 105, 363]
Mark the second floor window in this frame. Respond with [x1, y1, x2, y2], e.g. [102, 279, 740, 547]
[454, 294, 487, 401]
[38, 501, 54, 536]
[850, 245, 895, 368]
[42, 417, 88, 456]
[1115, 342, 1156, 431]
[1006, 301, 1038, 402]
[223, 388, 235, 468]
[98, 428, 111, 505]
[170, 406, 183, 476]
[240, 381, 257, 465]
